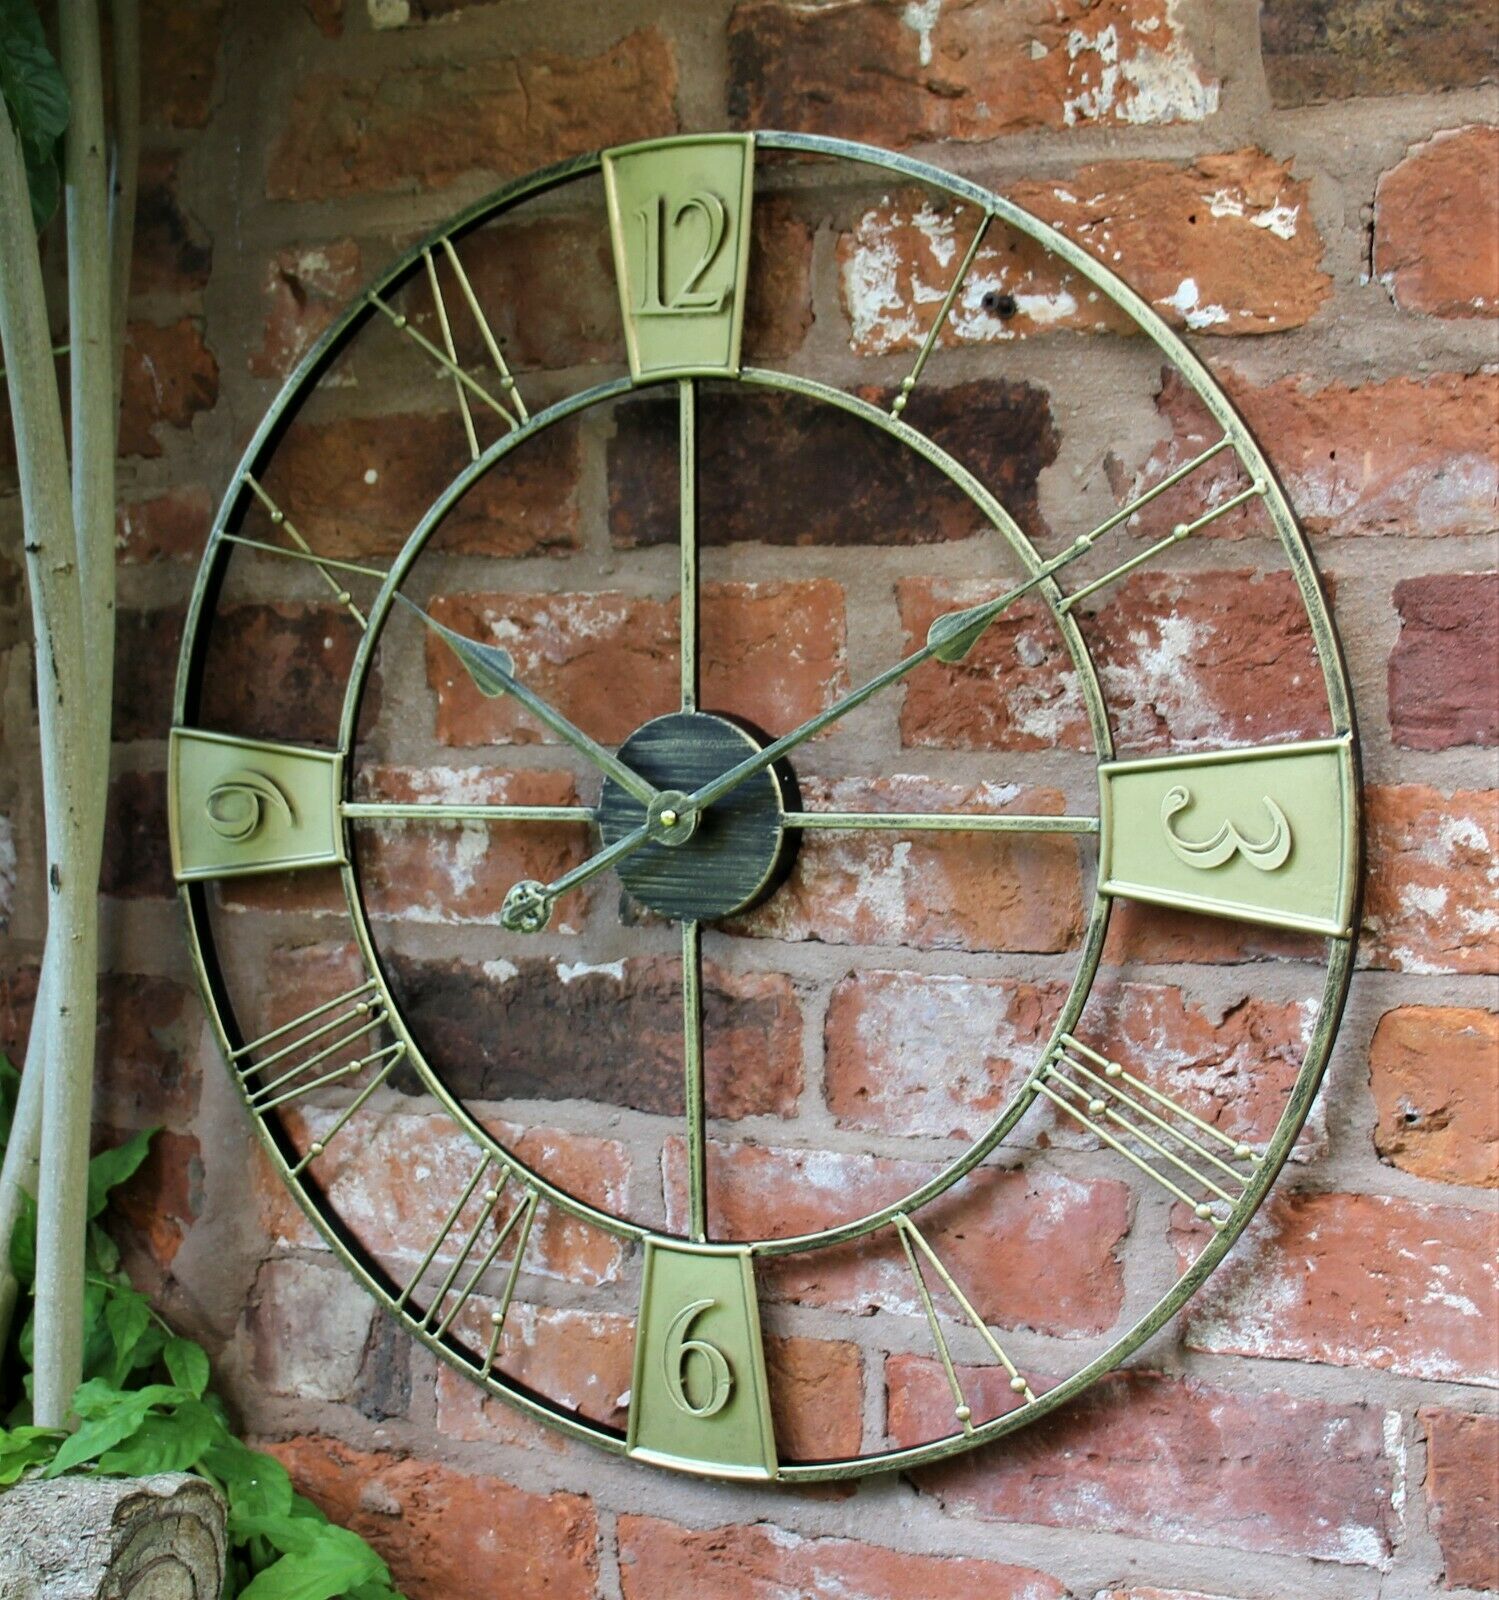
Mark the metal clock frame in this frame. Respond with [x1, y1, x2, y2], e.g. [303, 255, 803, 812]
[172, 131, 1362, 1482]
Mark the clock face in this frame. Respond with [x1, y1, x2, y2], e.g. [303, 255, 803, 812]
[171, 134, 1359, 1482]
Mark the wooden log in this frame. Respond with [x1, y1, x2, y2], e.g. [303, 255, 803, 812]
[0, 1472, 226, 1598]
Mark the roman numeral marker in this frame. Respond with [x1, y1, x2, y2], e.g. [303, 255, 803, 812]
[234, 475, 387, 629]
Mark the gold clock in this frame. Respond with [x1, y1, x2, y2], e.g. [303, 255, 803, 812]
[169, 133, 1359, 1482]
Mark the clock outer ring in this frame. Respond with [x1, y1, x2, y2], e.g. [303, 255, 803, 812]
[171, 132, 1362, 1480]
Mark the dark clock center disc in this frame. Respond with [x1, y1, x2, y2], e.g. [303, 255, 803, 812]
[596, 712, 798, 922]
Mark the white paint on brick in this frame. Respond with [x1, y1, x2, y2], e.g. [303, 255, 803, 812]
[900, 0, 941, 68]
[1161, 276, 1231, 330]
[0, 815, 13, 929]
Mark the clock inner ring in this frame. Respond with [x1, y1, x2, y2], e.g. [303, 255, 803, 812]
[594, 711, 799, 922]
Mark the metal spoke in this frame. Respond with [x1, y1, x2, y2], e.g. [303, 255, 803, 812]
[890, 209, 991, 419]
[679, 378, 699, 713]
[681, 919, 707, 1243]
[784, 811, 1098, 834]
[343, 801, 595, 825]
[239, 475, 371, 629]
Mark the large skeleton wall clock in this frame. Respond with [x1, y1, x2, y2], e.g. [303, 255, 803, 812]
[170, 134, 1359, 1482]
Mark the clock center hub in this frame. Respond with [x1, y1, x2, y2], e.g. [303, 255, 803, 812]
[596, 712, 798, 922]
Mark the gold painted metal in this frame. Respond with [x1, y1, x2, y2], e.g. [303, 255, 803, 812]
[785, 811, 1097, 833]
[681, 920, 707, 1244]
[1098, 737, 1356, 936]
[603, 135, 755, 381]
[628, 1240, 777, 1480]
[891, 209, 991, 419]
[171, 131, 1361, 1484]
[169, 729, 344, 880]
[240, 474, 380, 629]
[679, 377, 699, 712]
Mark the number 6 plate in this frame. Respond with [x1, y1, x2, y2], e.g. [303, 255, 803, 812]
[627, 1238, 778, 1479]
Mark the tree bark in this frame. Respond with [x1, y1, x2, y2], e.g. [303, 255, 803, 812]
[0, 1473, 226, 1599]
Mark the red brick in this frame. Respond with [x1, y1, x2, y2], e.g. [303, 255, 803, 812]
[255, 409, 579, 559]
[198, 602, 367, 744]
[663, 1139, 1130, 1337]
[120, 320, 219, 458]
[267, 30, 677, 201]
[618, 1515, 1066, 1600]
[826, 971, 1316, 1153]
[105, 1128, 204, 1270]
[729, 0, 1216, 144]
[889, 1360, 1397, 1566]
[1174, 1191, 1498, 1384]
[1364, 786, 1499, 974]
[131, 151, 212, 298]
[382, 949, 802, 1120]
[1390, 575, 1499, 749]
[116, 487, 212, 563]
[1376, 127, 1499, 318]
[1101, 897, 1328, 968]
[140, 0, 222, 130]
[1421, 1407, 1499, 1592]
[1096, 1591, 1241, 1600]
[265, 1435, 597, 1600]
[302, 0, 342, 38]
[1262, 0, 1497, 103]
[0, 968, 200, 1129]
[840, 154, 1327, 353]
[731, 775, 1084, 955]
[102, 770, 173, 900]
[609, 379, 1057, 551]
[1371, 1007, 1498, 1188]
[898, 570, 1330, 754]
[262, 1103, 629, 1288]
[113, 606, 185, 742]
[354, 766, 589, 930]
[249, 240, 363, 380]
[1109, 368, 1499, 540]
[428, 583, 846, 748]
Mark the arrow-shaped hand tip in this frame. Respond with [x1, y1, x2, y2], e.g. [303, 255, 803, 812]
[397, 592, 516, 692]
[926, 598, 1000, 664]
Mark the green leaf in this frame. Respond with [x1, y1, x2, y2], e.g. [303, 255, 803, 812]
[237, 1524, 387, 1600]
[0, 1423, 62, 1485]
[105, 1290, 152, 1382]
[87, 1128, 157, 1218]
[96, 1398, 223, 1476]
[164, 1336, 210, 1398]
[87, 1219, 121, 1274]
[9, 1190, 36, 1283]
[0, 1053, 19, 1146]
[0, 0, 70, 232]
[72, 1379, 186, 1419]
[204, 1439, 293, 1523]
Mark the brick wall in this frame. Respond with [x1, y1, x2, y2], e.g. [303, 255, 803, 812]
[1, 1, 1496, 1597]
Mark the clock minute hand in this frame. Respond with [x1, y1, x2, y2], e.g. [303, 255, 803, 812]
[399, 596, 659, 807]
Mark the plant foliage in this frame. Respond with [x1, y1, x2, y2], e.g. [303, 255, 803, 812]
[0, 0, 69, 229]
[0, 1058, 406, 1599]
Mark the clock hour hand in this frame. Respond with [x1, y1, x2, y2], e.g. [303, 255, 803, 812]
[399, 596, 660, 807]
[500, 820, 651, 933]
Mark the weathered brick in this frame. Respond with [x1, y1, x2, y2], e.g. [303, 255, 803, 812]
[102, 770, 173, 899]
[105, 1128, 204, 1270]
[1101, 897, 1326, 968]
[840, 154, 1327, 353]
[618, 1515, 1067, 1600]
[247, 1257, 376, 1401]
[249, 240, 363, 380]
[1175, 1191, 1497, 1384]
[116, 487, 212, 564]
[609, 380, 1057, 550]
[1371, 1007, 1498, 1188]
[889, 1360, 1396, 1566]
[1390, 575, 1499, 749]
[267, 31, 677, 201]
[1376, 126, 1499, 319]
[384, 950, 802, 1119]
[1096, 1591, 1242, 1600]
[261, 1103, 629, 1288]
[131, 151, 212, 298]
[1421, 1408, 1499, 1592]
[732, 775, 1084, 955]
[663, 1139, 1130, 1337]
[355, 767, 590, 929]
[265, 1435, 598, 1600]
[198, 602, 368, 744]
[729, 0, 1216, 143]
[113, 606, 185, 742]
[1363, 786, 1499, 974]
[255, 409, 580, 559]
[120, 320, 219, 458]
[428, 583, 846, 747]
[0, 968, 200, 1128]
[1109, 368, 1499, 540]
[826, 971, 1316, 1153]
[898, 570, 1330, 754]
[0, 818, 13, 933]
[1263, 0, 1498, 105]
[141, 0, 222, 129]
